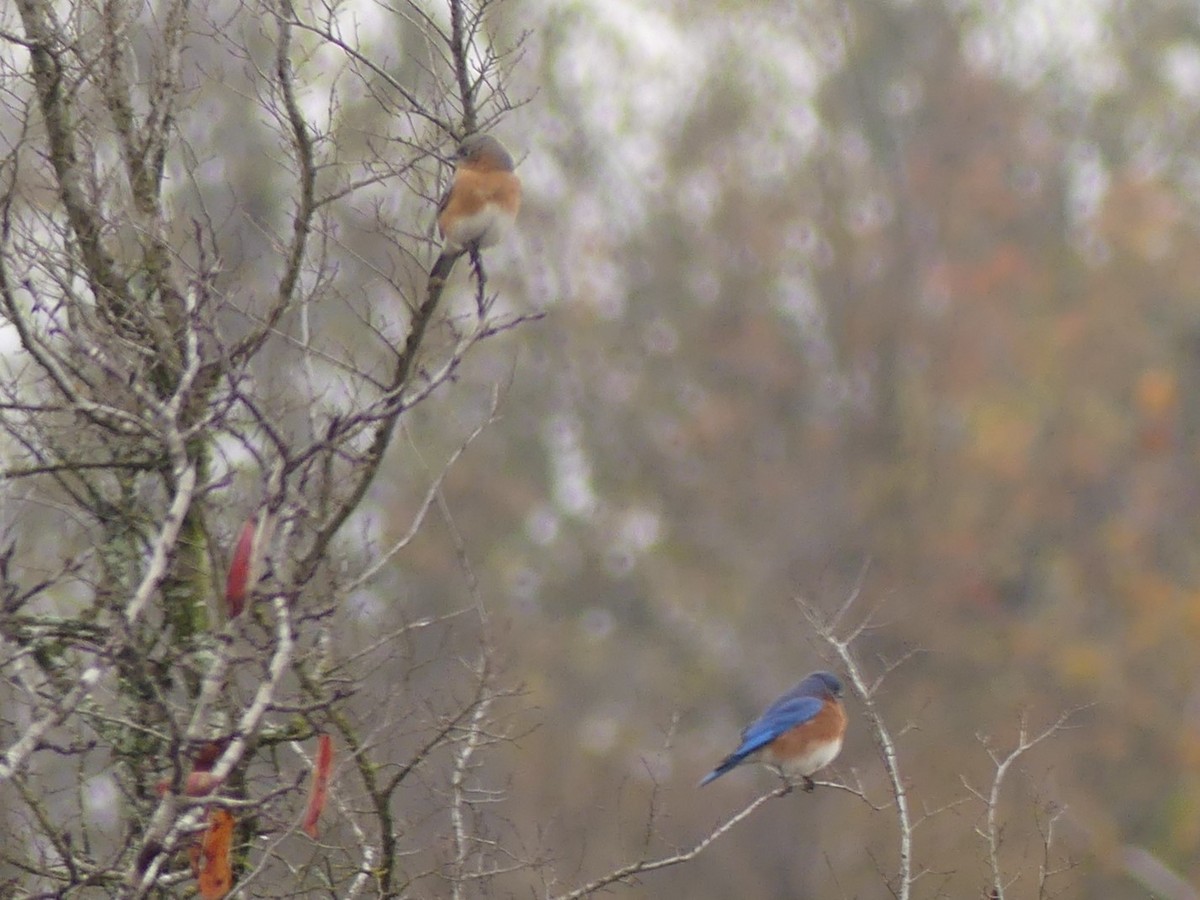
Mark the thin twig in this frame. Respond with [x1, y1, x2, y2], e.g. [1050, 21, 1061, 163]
[800, 592, 914, 900]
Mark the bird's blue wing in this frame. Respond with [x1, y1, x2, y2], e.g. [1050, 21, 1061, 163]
[699, 694, 823, 786]
[735, 695, 824, 757]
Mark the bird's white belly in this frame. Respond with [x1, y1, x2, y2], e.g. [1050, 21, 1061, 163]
[445, 205, 515, 250]
[766, 735, 843, 778]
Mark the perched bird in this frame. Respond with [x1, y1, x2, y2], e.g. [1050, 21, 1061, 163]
[430, 133, 522, 282]
[700, 671, 846, 790]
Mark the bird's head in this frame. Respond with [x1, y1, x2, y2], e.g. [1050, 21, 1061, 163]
[456, 133, 515, 171]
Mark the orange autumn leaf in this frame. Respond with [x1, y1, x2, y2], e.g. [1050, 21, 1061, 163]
[155, 771, 218, 797]
[197, 808, 234, 899]
[186, 771, 220, 797]
[225, 519, 256, 618]
[155, 738, 229, 798]
[189, 739, 229, 796]
[303, 734, 333, 838]
[193, 738, 229, 771]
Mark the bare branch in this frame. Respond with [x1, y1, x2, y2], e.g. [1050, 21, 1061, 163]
[0, 458, 196, 782]
[449, 654, 495, 900]
[231, 0, 318, 362]
[548, 785, 792, 900]
[799, 590, 915, 900]
[967, 709, 1082, 900]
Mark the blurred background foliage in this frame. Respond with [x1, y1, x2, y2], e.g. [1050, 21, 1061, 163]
[383, 0, 1200, 895]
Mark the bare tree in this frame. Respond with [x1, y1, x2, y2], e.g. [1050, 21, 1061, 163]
[0, 0, 533, 894]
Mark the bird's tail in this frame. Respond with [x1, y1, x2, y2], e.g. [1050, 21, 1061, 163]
[698, 751, 745, 787]
[430, 249, 464, 282]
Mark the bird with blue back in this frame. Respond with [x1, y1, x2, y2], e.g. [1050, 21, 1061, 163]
[700, 671, 847, 791]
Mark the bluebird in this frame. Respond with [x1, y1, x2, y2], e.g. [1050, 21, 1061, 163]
[700, 671, 846, 790]
[430, 133, 521, 283]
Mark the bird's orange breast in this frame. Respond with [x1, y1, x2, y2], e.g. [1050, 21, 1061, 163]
[761, 699, 847, 776]
[438, 168, 522, 242]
